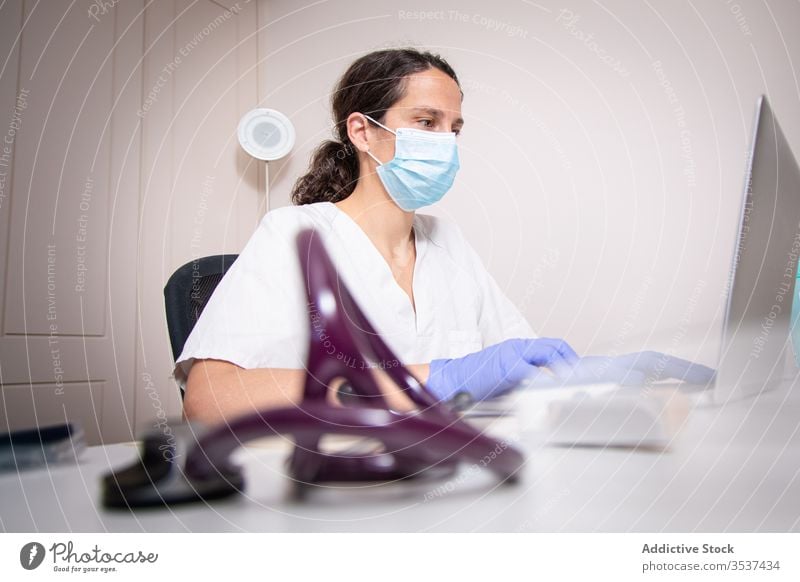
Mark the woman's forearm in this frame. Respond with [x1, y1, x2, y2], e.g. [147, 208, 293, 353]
[183, 359, 433, 426]
[183, 359, 306, 425]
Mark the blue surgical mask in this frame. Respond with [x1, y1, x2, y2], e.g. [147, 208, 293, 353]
[363, 114, 460, 211]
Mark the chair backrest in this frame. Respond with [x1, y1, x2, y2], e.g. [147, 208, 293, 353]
[163, 254, 239, 368]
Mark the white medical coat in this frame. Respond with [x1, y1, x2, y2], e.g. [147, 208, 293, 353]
[174, 201, 536, 387]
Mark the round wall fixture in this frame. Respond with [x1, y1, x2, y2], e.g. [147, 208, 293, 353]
[237, 108, 295, 161]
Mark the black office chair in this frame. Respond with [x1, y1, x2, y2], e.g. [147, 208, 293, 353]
[164, 254, 239, 398]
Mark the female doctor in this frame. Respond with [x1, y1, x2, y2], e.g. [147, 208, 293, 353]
[177, 48, 712, 426]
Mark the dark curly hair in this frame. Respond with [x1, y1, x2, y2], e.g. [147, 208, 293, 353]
[291, 48, 460, 205]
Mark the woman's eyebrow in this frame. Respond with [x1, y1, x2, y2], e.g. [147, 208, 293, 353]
[408, 106, 464, 126]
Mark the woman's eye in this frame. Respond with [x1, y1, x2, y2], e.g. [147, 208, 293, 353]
[418, 119, 433, 128]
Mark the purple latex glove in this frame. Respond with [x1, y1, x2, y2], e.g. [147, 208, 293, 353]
[425, 337, 580, 402]
[525, 350, 717, 388]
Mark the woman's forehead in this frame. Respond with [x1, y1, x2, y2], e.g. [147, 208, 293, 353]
[392, 69, 462, 117]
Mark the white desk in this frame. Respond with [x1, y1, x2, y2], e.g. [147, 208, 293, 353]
[2, 378, 799, 532]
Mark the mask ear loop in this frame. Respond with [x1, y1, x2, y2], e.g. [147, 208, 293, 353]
[363, 113, 395, 135]
[365, 149, 383, 166]
[363, 114, 395, 167]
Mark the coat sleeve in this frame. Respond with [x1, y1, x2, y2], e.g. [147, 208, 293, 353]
[173, 208, 312, 389]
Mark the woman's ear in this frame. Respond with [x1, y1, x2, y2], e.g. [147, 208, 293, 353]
[346, 112, 371, 153]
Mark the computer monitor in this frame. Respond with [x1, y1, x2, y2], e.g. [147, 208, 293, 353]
[715, 95, 800, 403]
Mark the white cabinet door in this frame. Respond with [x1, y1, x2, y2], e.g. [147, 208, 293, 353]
[0, 0, 142, 445]
[0, 0, 262, 444]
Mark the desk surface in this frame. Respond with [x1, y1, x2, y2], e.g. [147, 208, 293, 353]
[2, 379, 799, 533]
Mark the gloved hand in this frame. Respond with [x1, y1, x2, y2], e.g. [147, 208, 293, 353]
[425, 337, 580, 402]
[526, 350, 716, 388]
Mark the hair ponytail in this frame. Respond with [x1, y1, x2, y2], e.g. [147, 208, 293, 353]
[291, 48, 460, 206]
[291, 139, 358, 205]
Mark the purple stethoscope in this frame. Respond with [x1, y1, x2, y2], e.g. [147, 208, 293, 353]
[102, 228, 524, 508]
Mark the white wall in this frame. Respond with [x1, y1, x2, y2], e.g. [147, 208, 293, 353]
[260, 0, 800, 366]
